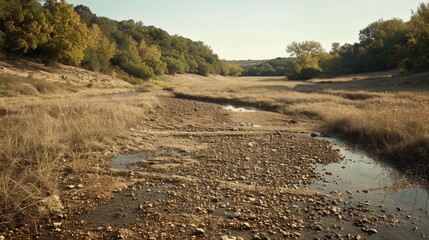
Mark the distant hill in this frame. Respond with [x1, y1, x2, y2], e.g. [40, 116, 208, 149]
[230, 57, 294, 76]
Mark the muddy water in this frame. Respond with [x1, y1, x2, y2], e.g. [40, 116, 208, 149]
[304, 136, 429, 239]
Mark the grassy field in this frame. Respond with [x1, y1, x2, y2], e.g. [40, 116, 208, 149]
[166, 73, 429, 179]
[0, 75, 158, 226]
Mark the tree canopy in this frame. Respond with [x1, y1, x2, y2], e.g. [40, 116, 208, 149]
[281, 4, 429, 80]
[0, 0, 243, 82]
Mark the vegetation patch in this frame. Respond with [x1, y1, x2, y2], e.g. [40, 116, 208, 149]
[0, 95, 158, 227]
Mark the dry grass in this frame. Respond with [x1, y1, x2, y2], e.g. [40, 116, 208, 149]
[169, 73, 429, 178]
[0, 74, 79, 97]
[0, 92, 158, 227]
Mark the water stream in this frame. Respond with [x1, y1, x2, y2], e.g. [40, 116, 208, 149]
[303, 135, 429, 239]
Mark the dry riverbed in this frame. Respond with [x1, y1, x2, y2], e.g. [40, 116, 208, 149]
[3, 95, 428, 239]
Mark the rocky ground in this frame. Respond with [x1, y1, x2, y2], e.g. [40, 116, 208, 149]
[2, 95, 425, 239]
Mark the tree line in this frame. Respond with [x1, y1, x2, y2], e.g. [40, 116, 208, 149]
[231, 58, 294, 76]
[0, 0, 243, 82]
[285, 2, 429, 80]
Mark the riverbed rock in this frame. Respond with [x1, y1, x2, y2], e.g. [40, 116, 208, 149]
[366, 228, 378, 234]
[193, 228, 205, 235]
[310, 132, 319, 137]
[38, 195, 64, 215]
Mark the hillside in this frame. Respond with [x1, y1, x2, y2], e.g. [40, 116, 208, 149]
[0, 53, 133, 97]
[0, 0, 243, 84]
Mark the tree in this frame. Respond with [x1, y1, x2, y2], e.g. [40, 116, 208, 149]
[82, 24, 116, 73]
[330, 42, 341, 54]
[407, 3, 429, 70]
[286, 41, 324, 58]
[0, 0, 7, 45]
[74, 5, 96, 27]
[286, 41, 325, 78]
[1, 0, 51, 57]
[319, 53, 343, 76]
[111, 37, 155, 80]
[138, 40, 166, 74]
[358, 18, 408, 71]
[41, 0, 89, 65]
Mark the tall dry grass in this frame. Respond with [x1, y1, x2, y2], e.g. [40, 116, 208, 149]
[169, 73, 429, 179]
[294, 94, 429, 173]
[0, 95, 158, 227]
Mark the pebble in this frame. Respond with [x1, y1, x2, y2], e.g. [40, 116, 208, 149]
[53, 222, 62, 228]
[194, 228, 205, 235]
[242, 222, 251, 229]
[366, 229, 378, 234]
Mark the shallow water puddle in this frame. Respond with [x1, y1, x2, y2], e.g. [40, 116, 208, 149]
[80, 185, 173, 226]
[111, 150, 183, 171]
[111, 152, 151, 171]
[305, 136, 429, 239]
[223, 105, 257, 112]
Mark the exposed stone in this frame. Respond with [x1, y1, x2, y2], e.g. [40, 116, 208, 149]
[194, 228, 205, 236]
[39, 195, 64, 215]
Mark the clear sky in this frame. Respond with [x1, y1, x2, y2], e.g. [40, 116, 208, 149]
[66, 0, 424, 60]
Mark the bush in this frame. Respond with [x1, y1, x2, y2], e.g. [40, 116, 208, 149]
[287, 68, 321, 80]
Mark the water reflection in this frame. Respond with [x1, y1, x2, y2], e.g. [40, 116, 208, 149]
[305, 135, 429, 238]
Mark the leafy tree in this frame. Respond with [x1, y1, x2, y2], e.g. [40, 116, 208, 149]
[1, 0, 51, 57]
[0, 0, 7, 45]
[358, 18, 408, 71]
[330, 42, 341, 54]
[286, 41, 325, 78]
[319, 53, 343, 76]
[111, 37, 155, 80]
[163, 56, 187, 74]
[82, 24, 116, 73]
[138, 40, 166, 74]
[337, 43, 361, 73]
[74, 4, 96, 27]
[286, 41, 324, 58]
[41, 0, 89, 65]
[227, 63, 244, 76]
[407, 3, 429, 70]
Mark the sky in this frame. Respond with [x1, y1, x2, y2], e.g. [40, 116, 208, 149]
[66, 0, 424, 60]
